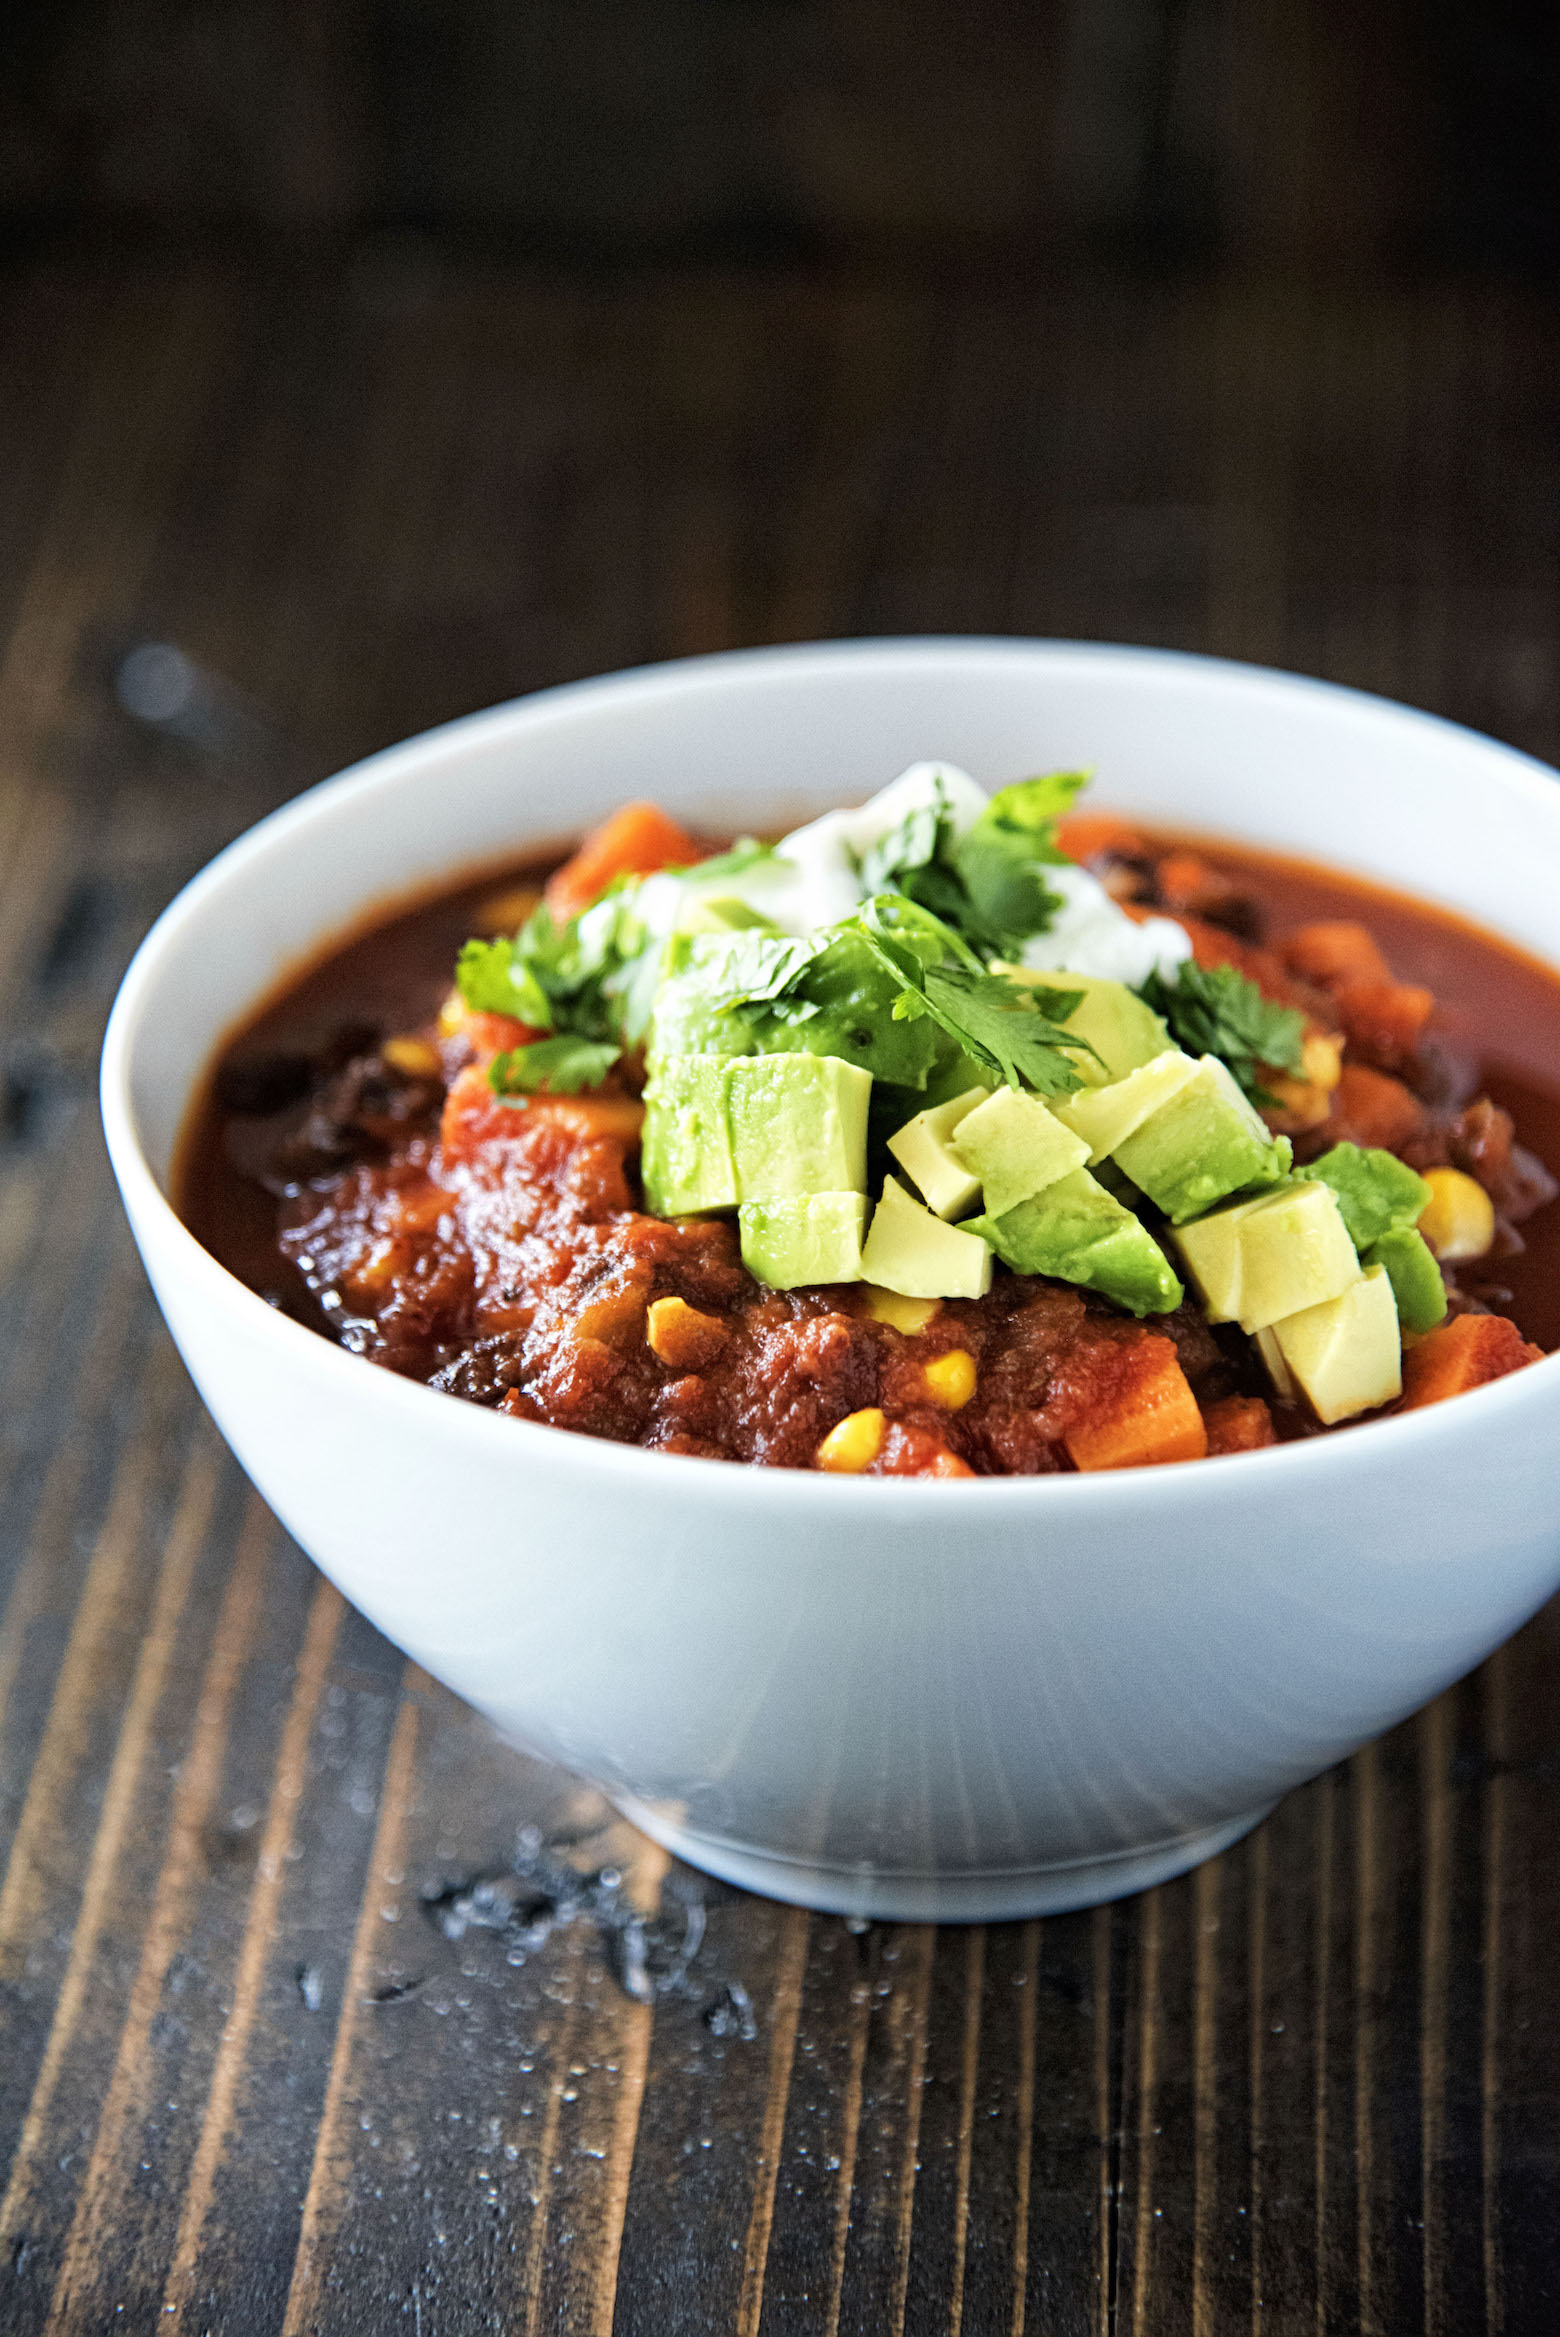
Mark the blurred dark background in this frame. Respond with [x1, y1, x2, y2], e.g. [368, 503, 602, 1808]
[2, 0, 1559, 276]
[0, 0, 1557, 845]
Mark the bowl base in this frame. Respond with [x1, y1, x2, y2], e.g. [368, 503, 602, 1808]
[611, 1797, 1275, 1924]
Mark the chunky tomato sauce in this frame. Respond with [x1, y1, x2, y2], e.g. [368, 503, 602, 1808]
[178, 831, 1560, 1473]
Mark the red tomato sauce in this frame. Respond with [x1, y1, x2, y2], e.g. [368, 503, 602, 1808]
[177, 829, 1560, 1473]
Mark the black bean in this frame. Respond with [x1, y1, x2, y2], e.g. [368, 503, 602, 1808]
[216, 1050, 313, 1115]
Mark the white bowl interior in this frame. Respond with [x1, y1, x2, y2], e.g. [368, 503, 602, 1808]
[115, 640, 1560, 1190]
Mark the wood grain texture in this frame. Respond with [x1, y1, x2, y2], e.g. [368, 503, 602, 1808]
[0, 253, 1557, 2334]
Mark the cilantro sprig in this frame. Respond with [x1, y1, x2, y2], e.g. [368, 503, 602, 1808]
[684, 890, 1092, 1097]
[684, 928, 832, 1014]
[1139, 961, 1306, 1108]
[456, 896, 653, 1099]
[850, 897, 1090, 1096]
[856, 771, 1090, 957]
[455, 935, 553, 1030]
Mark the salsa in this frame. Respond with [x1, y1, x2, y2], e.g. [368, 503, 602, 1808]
[179, 771, 1560, 1475]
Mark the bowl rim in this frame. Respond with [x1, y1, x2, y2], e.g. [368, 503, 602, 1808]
[100, 633, 1560, 1507]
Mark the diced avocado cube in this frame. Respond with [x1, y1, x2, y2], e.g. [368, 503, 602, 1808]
[646, 937, 768, 1063]
[887, 1085, 991, 1220]
[1111, 1056, 1292, 1223]
[1228, 1179, 1361, 1334]
[949, 1089, 1090, 1218]
[920, 1046, 1001, 1113]
[860, 1175, 994, 1301]
[1269, 1263, 1402, 1424]
[1038, 972, 1173, 1088]
[1094, 1159, 1143, 1206]
[760, 927, 942, 1087]
[994, 969, 1171, 1087]
[740, 1193, 868, 1289]
[1056, 1049, 1200, 1164]
[966, 1167, 1184, 1317]
[1253, 1325, 1295, 1401]
[641, 1055, 739, 1215]
[1170, 1192, 1277, 1323]
[1308, 1142, 1432, 1248]
[642, 1051, 871, 1216]
[726, 1054, 871, 1202]
[1364, 1226, 1447, 1333]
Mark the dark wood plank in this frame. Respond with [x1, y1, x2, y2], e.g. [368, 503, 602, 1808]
[0, 253, 1557, 2333]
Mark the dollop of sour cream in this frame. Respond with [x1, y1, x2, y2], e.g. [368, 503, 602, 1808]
[639, 761, 1191, 986]
[1018, 863, 1190, 987]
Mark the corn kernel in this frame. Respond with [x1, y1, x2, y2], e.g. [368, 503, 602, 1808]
[922, 1349, 977, 1410]
[1302, 1032, 1344, 1091]
[1417, 1167, 1495, 1263]
[382, 1035, 442, 1079]
[646, 1295, 727, 1369]
[1262, 1030, 1346, 1131]
[864, 1286, 941, 1334]
[816, 1408, 885, 1474]
[474, 883, 543, 933]
[437, 988, 468, 1040]
[926, 1448, 975, 1477]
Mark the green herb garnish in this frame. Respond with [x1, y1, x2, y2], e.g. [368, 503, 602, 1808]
[647, 891, 1089, 1097]
[455, 935, 553, 1029]
[1139, 961, 1306, 1108]
[458, 895, 656, 1100]
[489, 1035, 622, 1098]
[686, 928, 834, 1013]
[852, 896, 1092, 1096]
[857, 771, 1091, 957]
[951, 772, 1090, 950]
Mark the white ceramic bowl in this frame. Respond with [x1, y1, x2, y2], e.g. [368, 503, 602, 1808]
[101, 641, 1560, 1921]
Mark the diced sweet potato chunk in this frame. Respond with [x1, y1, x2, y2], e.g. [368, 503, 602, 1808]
[1175, 917, 1323, 1016]
[1154, 853, 1251, 919]
[438, 988, 545, 1060]
[545, 801, 702, 922]
[466, 1008, 543, 1058]
[1202, 1395, 1277, 1453]
[1327, 1064, 1427, 1152]
[440, 1064, 643, 1166]
[874, 1420, 974, 1477]
[1283, 922, 1391, 989]
[1398, 1314, 1542, 1411]
[1055, 811, 1145, 863]
[1064, 1336, 1209, 1472]
[1332, 978, 1434, 1060]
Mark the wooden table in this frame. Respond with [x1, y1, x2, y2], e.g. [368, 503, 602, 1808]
[1, 252, 1558, 2334]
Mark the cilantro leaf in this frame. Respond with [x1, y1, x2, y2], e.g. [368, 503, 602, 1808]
[857, 770, 1093, 957]
[648, 890, 1089, 1098]
[1139, 961, 1306, 1108]
[455, 936, 553, 1028]
[948, 772, 1090, 951]
[488, 1035, 621, 1098]
[853, 890, 983, 976]
[914, 966, 1090, 1096]
[976, 772, 1091, 858]
[686, 928, 834, 1013]
[851, 895, 1091, 1095]
[457, 893, 662, 1056]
